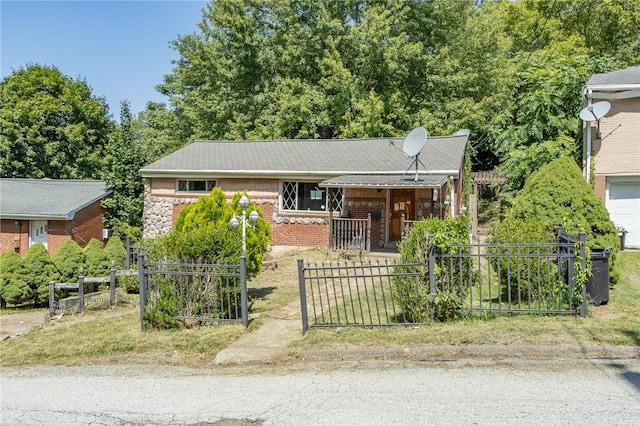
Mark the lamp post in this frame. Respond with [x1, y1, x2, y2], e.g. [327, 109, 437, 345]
[230, 195, 259, 254]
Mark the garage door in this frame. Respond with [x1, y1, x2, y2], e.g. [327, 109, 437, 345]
[608, 182, 640, 249]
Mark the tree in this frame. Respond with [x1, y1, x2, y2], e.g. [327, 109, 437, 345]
[0, 64, 113, 179]
[102, 101, 147, 233]
[157, 0, 473, 141]
[0, 251, 31, 307]
[22, 243, 60, 306]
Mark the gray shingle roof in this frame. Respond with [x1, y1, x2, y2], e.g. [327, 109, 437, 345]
[141, 133, 468, 179]
[0, 179, 112, 220]
[320, 174, 449, 188]
[587, 65, 640, 86]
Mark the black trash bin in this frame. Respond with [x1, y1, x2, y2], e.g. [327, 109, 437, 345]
[586, 247, 611, 306]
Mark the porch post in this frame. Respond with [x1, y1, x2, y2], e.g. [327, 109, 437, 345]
[328, 188, 334, 250]
[366, 213, 371, 252]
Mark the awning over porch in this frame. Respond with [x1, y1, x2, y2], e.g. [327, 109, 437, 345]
[319, 174, 448, 189]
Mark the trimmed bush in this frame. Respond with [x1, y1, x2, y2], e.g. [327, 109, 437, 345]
[0, 251, 31, 307]
[508, 156, 619, 284]
[53, 240, 85, 283]
[104, 236, 127, 269]
[84, 238, 110, 277]
[23, 243, 60, 306]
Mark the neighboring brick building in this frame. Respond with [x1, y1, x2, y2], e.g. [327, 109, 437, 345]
[141, 130, 469, 251]
[0, 179, 112, 256]
[582, 66, 640, 248]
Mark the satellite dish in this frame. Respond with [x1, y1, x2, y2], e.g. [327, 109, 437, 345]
[398, 127, 428, 182]
[454, 129, 471, 136]
[579, 101, 610, 122]
[402, 127, 427, 157]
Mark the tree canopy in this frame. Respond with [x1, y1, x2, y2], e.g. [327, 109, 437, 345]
[0, 64, 113, 179]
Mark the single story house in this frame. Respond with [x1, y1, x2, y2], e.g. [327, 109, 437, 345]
[140, 131, 469, 250]
[582, 65, 640, 248]
[0, 179, 113, 256]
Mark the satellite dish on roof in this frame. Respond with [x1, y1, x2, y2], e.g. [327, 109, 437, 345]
[454, 129, 471, 136]
[398, 127, 428, 182]
[580, 101, 610, 122]
[402, 127, 427, 157]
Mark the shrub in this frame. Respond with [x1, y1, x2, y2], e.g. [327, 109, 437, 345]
[508, 156, 619, 284]
[0, 251, 31, 307]
[23, 243, 60, 306]
[396, 216, 471, 322]
[84, 238, 110, 277]
[53, 240, 85, 282]
[488, 217, 561, 305]
[104, 236, 127, 269]
[162, 188, 271, 277]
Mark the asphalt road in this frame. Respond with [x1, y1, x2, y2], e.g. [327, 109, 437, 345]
[2, 359, 639, 426]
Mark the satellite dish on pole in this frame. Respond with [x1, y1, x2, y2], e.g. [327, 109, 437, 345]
[400, 127, 427, 182]
[579, 101, 610, 122]
[580, 101, 610, 139]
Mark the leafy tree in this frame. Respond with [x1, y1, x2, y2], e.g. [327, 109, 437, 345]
[0, 64, 113, 179]
[0, 251, 31, 307]
[52, 240, 85, 283]
[83, 239, 110, 277]
[102, 101, 147, 232]
[23, 243, 60, 306]
[508, 156, 619, 283]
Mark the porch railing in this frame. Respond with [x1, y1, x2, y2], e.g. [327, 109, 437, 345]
[400, 214, 421, 242]
[331, 214, 371, 252]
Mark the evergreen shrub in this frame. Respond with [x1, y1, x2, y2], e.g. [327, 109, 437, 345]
[23, 243, 60, 306]
[0, 250, 31, 307]
[508, 156, 619, 284]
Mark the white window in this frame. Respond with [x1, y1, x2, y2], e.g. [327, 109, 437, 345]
[177, 180, 216, 193]
[281, 182, 343, 213]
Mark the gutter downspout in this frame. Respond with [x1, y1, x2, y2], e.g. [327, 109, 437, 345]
[583, 88, 593, 183]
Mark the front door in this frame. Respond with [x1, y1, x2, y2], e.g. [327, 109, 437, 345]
[389, 189, 414, 241]
[30, 220, 48, 249]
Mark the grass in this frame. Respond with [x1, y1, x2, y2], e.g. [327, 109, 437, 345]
[1, 248, 638, 367]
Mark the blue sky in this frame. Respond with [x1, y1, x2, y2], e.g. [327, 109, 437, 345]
[1, 0, 208, 119]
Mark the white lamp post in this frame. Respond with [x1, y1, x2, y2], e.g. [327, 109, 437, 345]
[230, 195, 259, 254]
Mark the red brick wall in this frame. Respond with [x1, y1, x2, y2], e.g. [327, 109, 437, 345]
[0, 220, 26, 257]
[0, 200, 106, 257]
[69, 201, 107, 252]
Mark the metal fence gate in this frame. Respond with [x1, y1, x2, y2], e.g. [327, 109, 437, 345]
[138, 254, 248, 331]
[298, 230, 587, 332]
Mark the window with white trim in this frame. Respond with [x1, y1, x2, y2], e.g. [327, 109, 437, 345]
[281, 182, 343, 213]
[177, 180, 216, 193]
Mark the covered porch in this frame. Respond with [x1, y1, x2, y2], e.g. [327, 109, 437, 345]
[321, 173, 455, 252]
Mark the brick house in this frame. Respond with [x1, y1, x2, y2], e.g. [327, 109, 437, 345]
[140, 130, 469, 250]
[0, 179, 113, 256]
[582, 65, 640, 248]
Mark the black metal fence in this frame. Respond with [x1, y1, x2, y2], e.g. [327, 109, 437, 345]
[298, 230, 587, 332]
[137, 254, 248, 331]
